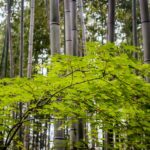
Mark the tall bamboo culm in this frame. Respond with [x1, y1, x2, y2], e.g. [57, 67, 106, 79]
[0, 22, 9, 148]
[50, 1, 66, 150]
[132, 0, 138, 59]
[70, 0, 86, 149]
[64, 0, 72, 55]
[50, 0, 60, 55]
[19, 0, 24, 77]
[19, 0, 24, 148]
[7, 0, 14, 78]
[25, 0, 35, 149]
[139, 0, 150, 64]
[106, 0, 116, 149]
[1, 26, 9, 78]
[27, 0, 35, 78]
[107, 0, 115, 42]
[78, 0, 86, 56]
[139, 1, 150, 147]
[139, 0, 150, 83]
[71, 0, 78, 56]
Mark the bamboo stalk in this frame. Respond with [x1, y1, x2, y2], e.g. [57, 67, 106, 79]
[106, 0, 116, 149]
[107, 0, 115, 42]
[1, 26, 9, 78]
[132, 0, 138, 59]
[139, 0, 150, 64]
[50, 1, 66, 149]
[7, 0, 14, 78]
[64, 0, 72, 55]
[78, 0, 86, 56]
[71, 0, 78, 56]
[50, 0, 60, 55]
[27, 0, 35, 78]
[19, 0, 24, 77]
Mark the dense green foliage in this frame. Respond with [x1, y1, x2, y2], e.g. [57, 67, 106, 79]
[0, 43, 149, 149]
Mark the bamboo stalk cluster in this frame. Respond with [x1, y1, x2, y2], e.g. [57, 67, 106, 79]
[0, 0, 150, 149]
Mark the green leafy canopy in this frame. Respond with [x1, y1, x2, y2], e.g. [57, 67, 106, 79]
[0, 43, 150, 149]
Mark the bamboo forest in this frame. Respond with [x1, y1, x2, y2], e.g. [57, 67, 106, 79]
[0, 0, 150, 149]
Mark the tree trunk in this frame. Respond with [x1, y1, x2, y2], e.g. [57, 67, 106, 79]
[27, 0, 35, 78]
[107, 0, 115, 42]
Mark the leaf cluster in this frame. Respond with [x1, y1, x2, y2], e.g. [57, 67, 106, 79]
[0, 43, 150, 149]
